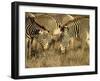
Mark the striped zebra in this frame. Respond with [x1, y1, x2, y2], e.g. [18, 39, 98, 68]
[25, 14, 46, 58]
[63, 16, 89, 37]
[61, 16, 89, 51]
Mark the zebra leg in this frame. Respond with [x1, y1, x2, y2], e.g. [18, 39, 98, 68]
[28, 39, 32, 59]
[25, 37, 29, 59]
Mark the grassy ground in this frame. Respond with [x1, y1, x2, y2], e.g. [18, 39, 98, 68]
[25, 40, 89, 68]
[25, 13, 89, 68]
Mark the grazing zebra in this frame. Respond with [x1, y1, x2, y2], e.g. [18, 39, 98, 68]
[25, 13, 89, 56]
[63, 16, 89, 37]
[60, 16, 89, 51]
[25, 14, 47, 58]
[25, 13, 55, 58]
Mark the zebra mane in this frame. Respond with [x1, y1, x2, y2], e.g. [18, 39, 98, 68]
[62, 16, 89, 28]
[25, 16, 49, 39]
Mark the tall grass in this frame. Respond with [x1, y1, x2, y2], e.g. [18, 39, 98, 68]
[25, 39, 89, 68]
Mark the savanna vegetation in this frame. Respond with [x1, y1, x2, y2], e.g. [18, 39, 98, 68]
[25, 13, 89, 68]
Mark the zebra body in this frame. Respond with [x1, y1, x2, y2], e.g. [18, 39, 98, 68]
[25, 16, 43, 58]
[61, 16, 89, 51]
[25, 13, 89, 56]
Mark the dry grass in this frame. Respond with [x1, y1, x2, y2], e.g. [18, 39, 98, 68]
[25, 13, 89, 68]
[25, 41, 89, 68]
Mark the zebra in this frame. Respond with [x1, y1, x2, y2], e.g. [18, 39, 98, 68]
[60, 16, 89, 51]
[25, 13, 55, 58]
[25, 13, 47, 58]
[26, 13, 89, 56]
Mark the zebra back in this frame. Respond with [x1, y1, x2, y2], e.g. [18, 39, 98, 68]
[25, 16, 45, 39]
[63, 16, 89, 38]
[61, 16, 89, 48]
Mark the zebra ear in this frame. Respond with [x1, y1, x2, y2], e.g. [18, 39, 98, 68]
[63, 26, 69, 32]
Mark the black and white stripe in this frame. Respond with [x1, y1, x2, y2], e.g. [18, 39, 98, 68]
[25, 16, 43, 58]
[64, 19, 80, 38]
[61, 16, 89, 50]
[25, 17, 41, 39]
[63, 16, 89, 38]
